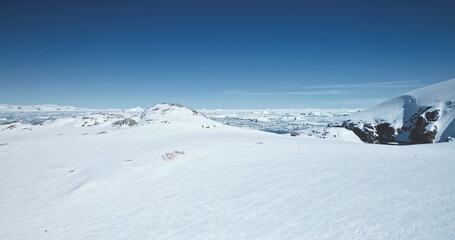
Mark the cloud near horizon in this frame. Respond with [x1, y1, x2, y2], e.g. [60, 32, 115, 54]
[296, 80, 423, 89]
[226, 90, 348, 96]
[226, 80, 422, 97]
[325, 98, 388, 107]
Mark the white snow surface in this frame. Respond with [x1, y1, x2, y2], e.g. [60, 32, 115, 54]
[1, 103, 454, 239]
[129, 106, 145, 112]
[293, 127, 363, 143]
[407, 78, 455, 106]
[348, 78, 455, 142]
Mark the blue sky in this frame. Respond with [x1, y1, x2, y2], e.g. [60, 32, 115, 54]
[1, 0, 455, 109]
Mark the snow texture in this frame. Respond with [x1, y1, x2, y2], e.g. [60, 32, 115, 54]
[1, 103, 454, 239]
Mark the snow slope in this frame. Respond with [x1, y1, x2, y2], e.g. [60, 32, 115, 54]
[291, 126, 363, 143]
[344, 78, 455, 143]
[1, 104, 455, 239]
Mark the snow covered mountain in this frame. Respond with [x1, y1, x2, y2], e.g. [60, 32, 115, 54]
[139, 103, 220, 128]
[0, 104, 91, 111]
[129, 106, 144, 112]
[0, 104, 145, 113]
[343, 78, 455, 144]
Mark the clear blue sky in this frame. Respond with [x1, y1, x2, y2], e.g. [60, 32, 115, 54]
[1, 0, 454, 109]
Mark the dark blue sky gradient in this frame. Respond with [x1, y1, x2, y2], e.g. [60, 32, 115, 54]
[1, 0, 455, 109]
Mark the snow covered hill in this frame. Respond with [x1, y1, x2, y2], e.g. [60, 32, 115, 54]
[343, 78, 455, 144]
[1, 103, 455, 239]
[139, 103, 220, 128]
[0, 104, 145, 113]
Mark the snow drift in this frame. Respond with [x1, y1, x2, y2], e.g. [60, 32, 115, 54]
[343, 78, 455, 144]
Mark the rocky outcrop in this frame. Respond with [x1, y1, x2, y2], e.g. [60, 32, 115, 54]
[340, 77, 455, 145]
[343, 105, 444, 144]
[112, 118, 137, 128]
[342, 121, 396, 144]
[407, 108, 439, 144]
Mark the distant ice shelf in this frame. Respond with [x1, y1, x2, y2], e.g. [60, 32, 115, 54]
[200, 109, 360, 134]
[0, 108, 361, 135]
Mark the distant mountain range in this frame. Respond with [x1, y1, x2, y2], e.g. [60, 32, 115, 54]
[0, 104, 91, 111]
[0, 104, 144, 112]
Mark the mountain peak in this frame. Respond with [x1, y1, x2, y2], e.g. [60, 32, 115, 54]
[139, 103, 216, 127]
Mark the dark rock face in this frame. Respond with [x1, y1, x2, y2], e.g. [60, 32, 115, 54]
[342, 121, 396, 144]
[408, 109, 439, 144]
[425, 109, 440, 122]
[167, 103, 200, 115]
[343, 122, 369, 143]
[375, 123, 397, 143]
[343, 107, 441, 145]
[112, 118, 137, 128]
